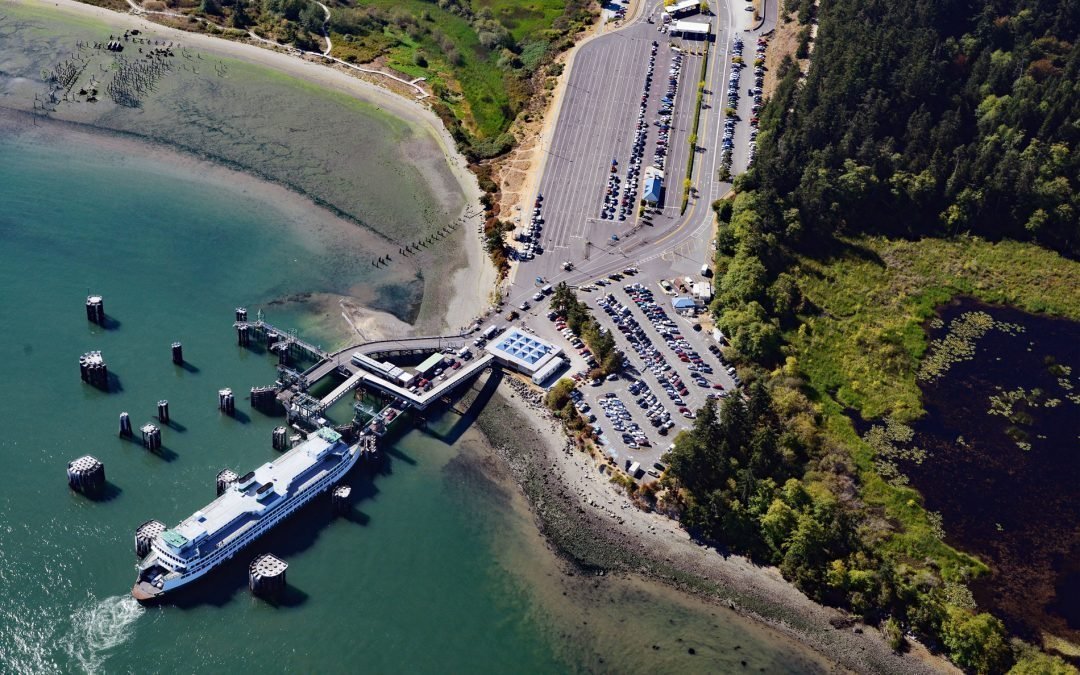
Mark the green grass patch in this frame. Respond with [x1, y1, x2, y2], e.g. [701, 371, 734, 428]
[473, 0, 567, 42]
[790, 235, 1080, 423]
[345, 0, 512, 138]
[329, 30, 397, 63]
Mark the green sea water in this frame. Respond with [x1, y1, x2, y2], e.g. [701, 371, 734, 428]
[0, 126, 828, 674]
[0, 128, 561, 673]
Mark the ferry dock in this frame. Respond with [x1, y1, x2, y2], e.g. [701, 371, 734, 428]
[232, 310, 494, 433]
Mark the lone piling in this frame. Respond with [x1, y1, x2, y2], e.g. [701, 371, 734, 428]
[119, 411, 133, 438]
[249, 553, 288, 599]
[86, 295, 105, 325]
[67, 455, 105, 494]
[157, 400, 170, 424]
[171, 341, 183, 365]
[134, 520, 165, 558]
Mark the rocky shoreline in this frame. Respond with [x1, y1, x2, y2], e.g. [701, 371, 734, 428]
[467, 370, 957, 675]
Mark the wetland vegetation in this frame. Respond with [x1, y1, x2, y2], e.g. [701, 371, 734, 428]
[679, 0, 1080, 669]
[110, 0, 598, 155]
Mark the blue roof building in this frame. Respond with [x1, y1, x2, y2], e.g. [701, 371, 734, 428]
[484, 328, 562, 375]
[672, 296, 697, 312]
[644, 174, 663, 204]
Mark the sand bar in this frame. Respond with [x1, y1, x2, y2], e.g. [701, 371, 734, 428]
[4, 0, 495, 335]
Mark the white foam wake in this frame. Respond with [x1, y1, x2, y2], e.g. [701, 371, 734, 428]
[64, 595, 144, 674]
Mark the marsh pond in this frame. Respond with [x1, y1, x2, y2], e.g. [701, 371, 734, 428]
[887, 297, 1079, 646]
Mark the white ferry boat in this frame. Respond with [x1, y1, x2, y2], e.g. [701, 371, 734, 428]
[132, 427, 359, 602]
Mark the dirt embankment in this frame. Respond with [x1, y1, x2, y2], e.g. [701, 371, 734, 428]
[465, 369, 959, 675]
[762, 11, 816, 99]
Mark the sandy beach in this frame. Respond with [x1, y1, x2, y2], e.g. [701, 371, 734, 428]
[4, 0, 495, 337]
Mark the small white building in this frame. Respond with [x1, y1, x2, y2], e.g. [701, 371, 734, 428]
[668, 0, 700, 17]
[692, 281, 713, 303]
[531, 356, 566, 386]
[671, 20, 711, 38]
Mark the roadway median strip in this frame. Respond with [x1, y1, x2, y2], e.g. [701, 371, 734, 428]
[681, 35, 710, 214]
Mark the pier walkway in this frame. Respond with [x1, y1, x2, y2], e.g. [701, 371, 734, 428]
[347, 352, 494, 411]
[301, 334, 467, 385]
[236, 314, 488, 424]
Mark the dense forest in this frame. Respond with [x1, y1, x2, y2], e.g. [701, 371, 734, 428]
[659, 0, 1080, 671]
[713, 0, 1078, 364]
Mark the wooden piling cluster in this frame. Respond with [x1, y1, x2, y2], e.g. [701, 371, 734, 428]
[216, 469, 239, 495]
[249, 553, 288, 599]
[332, 485, 352, 514]
[134, 520, 165, 558]
[78, 351, 109, 389]
[359, 433, 380, 463]
[234, 308, 251, 347]
[250, 385, 279, 413]
[141, 423, 162, 451]
[67, 455, 105, 494]
[218, 388, 236, 416]
[272, 426, 289, 451]
[106, 49, 175, 108]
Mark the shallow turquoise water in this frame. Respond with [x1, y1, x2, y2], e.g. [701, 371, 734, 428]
[0, 128, 828, 674]
[0, 130, 563, 673]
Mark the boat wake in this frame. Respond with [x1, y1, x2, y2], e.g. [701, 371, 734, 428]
[64, 595, 144, 674]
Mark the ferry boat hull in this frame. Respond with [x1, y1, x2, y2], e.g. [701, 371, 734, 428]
[132, 432, 361, 603]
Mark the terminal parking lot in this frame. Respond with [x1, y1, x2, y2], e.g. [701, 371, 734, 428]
[519, 269, 740, 478]
[522, 20, 710, 270]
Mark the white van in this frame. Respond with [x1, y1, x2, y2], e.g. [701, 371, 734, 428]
[628, 461, 641, 477]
